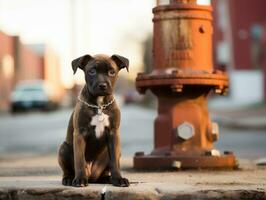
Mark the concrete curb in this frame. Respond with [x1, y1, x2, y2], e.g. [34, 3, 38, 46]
[0, 157, 266, 200]
[215, 118, 266, 130]
[0, 187, 265, 200]
[210, 105, 266, 130]
[212, 115, 266, 130]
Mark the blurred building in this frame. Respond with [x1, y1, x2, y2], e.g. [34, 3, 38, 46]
[213, 0, 266, 105]
[15, 40, 44, 82]
[28, 44, 64, 101]
[0, 31, 16, 111]
[0, 31, 63, 111]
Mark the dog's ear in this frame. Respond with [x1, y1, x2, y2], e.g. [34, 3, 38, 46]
[72, 54, 93, 74]
[111, 54, 129, 72]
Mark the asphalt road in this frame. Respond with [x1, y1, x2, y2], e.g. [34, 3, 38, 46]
[0, 105, 265, 160]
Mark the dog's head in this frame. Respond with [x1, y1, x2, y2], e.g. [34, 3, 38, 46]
[72, 54, 129, 96]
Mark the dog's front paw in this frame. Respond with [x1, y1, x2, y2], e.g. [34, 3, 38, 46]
[111, 176, 130, 187]
[62, 176, 74, 186]
[72, 176, 88, 187]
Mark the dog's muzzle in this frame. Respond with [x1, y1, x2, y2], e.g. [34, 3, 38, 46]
[98, 83, 107, 92]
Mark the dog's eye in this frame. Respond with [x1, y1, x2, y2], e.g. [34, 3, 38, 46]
[88, 68, 96, 76]
[108, 69, 116, 77]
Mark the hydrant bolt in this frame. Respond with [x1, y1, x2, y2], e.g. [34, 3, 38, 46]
[171, 85, 183, 93]
[172, 161, 182, 169]
[205, 149, 221, 157]
[177, 122, 195, 140]
[199, 25, 205, 33]
[211, 122, 219, 141]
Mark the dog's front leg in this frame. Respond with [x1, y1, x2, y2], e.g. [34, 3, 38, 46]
[72, 130, 88, 187]
[106, 131, 129, 187]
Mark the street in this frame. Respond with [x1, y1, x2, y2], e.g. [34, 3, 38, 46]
[0, 105, 265, 160]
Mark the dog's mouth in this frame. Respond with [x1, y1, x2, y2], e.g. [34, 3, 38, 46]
[89, 86, 112, 96]
[95, 90, 112, 96]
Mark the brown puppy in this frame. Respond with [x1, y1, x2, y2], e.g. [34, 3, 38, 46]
[58, 54, 129, 187]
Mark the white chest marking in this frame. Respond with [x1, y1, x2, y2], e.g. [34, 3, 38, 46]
[90, 112, 110, 138]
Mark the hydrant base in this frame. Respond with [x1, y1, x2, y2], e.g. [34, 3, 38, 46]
[133, 154, 238, 170]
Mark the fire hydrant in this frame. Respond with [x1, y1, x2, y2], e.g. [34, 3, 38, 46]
[133, 0, 237, 170]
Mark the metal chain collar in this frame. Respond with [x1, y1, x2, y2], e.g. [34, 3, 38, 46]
[77, 95, 115, 110]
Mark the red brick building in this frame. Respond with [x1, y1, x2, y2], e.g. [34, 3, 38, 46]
[0, 31, 16, 110]
[17, 42, 44, 81]
[0, 31, 62, 111]
[212, 0, 266, 102]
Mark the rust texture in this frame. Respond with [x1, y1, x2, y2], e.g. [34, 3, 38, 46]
[134, 1, 237, 170]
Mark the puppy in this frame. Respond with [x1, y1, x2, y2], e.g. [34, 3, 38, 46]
[58, 54, 129, 187]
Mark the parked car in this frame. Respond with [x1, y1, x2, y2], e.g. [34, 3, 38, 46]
[10, 80, 58, 113]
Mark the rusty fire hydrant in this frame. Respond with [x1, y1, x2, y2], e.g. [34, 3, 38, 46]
[133, 0, 237, 170]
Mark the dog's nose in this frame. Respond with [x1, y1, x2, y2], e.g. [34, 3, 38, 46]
[98, 83, 107, 91]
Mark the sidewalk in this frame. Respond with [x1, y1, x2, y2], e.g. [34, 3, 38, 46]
[0, 155, 265, 200]
[211, 104, 266, 130]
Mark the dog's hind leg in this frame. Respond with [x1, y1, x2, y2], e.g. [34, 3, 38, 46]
[58, 142, 75, 186]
